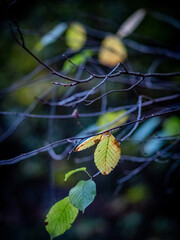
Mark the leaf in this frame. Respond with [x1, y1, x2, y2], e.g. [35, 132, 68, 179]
[65, 22, 87, 50]
[94, 134, 121, 175]
[45, 196, 78, 240]
[75, 133, 106, 152]
[163, 116, 180, 135]
[98, 35, 127, 66]
[35, 22, 67, 52]
[132, 117, 161, 141]
[69, 179, 96, 213]
[117, 8, 146, 38]
[97, 110, 129, 131]
[62, 50, 93, 73]
[64, 167, 87, 181]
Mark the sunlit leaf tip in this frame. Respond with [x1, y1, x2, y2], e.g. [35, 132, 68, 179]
[64, 167, 87, 181]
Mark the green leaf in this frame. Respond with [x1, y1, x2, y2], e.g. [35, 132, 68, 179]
[62, 50, 93, 73]
[65, 22, 87, 50]
[163, 116, 180, 135]
[97, 110, 129, 132]
[64, 167, 87, 181]
[45, 197, 78, 240]
[69, 179, 96, 213]
[94, 133, 121, 175]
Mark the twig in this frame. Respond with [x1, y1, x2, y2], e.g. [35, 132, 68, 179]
[86, 76, 144, 105]
[0, 107, 179, 166]
[120, 95, 142, 142]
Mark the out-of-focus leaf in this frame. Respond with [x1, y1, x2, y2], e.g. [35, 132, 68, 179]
[97, 110, 129, 132]
[143, 130, 166, 156]
[35, 22, 67, 52]
[143, 116, 180, 156]
[62, 50, 93, 73]
[45, 197, 78, 240]
[64, 167, 87, 181]
[125, 184, 149, 203]
[117, 9, 146, 38]
[132, 117, 161, 141]
[75, 133, 106, 152]
[94, 133, 121, 175]
[11, 82, 50, 107]
[98, 35, 127, 66]
[163, 116, 180, 135]
[69, 179, 96, 213]
[65, 22, 87, 50]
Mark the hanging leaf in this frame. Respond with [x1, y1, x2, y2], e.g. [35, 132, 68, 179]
[45, 197, 78, 240]
[97, 110, 129, 131]
[98, 35, 127, 66]
[64, 167, 87, 181]
[75, 133, 107, 152]
[65, 22, 87, 50]
[69, 179, 96, 213]
[94, 134, 121, 175]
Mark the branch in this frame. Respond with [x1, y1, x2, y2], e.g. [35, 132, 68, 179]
[10, 21, 180, 88]
[0, 107, 179, 166]
[120, 95, 142, 142]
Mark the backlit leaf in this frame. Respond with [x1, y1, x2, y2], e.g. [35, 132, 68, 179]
[94, 134, 121, 175]
[75, 133, 106, 152]
[45, 197, 78, 240]
[69, 179, 96, 213]
[97, 110, 129, 131]
[62, 50, 93, 73]
[65, 22, 87, 50]
[98, 35, 127, 66]
[64, 167, 87, 181]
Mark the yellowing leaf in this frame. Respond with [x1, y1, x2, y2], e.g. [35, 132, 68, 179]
[98, 35, 127, 66]
[97, 110, 129, 131]
[75, 133, 107, 152]
[65, 22, 86, 50]
[94, 134, 121, 175]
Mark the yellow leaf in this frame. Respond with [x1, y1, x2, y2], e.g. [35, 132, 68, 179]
[75, 133, 107, 152]
[65, 22, 86, 50]
[97, 110, 129, 131]
[94, 134, 121, 175]
[98, 35, 127, 66]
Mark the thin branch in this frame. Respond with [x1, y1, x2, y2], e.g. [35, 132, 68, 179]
[120, 95, 142, 142]
[0, 107, 179, 166]
[86, 76, 145, 105]
[0, 93, 179, 120]
[10, 21, 180, 89]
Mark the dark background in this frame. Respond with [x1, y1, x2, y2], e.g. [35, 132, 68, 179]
[0, 0, 180, 240]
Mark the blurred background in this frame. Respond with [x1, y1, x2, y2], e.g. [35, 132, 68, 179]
[0, 0, 180, 239]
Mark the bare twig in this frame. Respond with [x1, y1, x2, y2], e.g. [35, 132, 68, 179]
[120, 95, 142, 142]
[0, 107, 179, 166]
